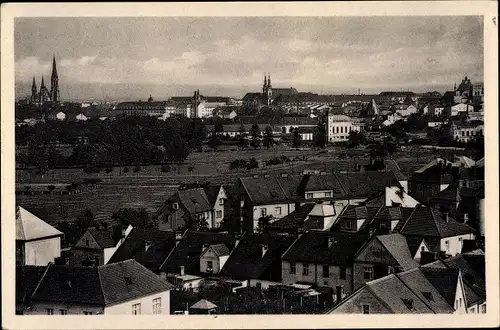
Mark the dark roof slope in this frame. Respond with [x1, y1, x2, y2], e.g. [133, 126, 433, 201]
[16, 265, 47, 306]
[377, 234, 419, 270]
[419, 267, 459, 307]
[282, 231, 370, 265]
[203, 185, 222, 206]
[107, 227, 176, 272]
[266, 203, 316, 230]
[31, 264, 105, 305]
[335, 171, 400, 198]
[400, 205, 475, 238]
[209, 243, 231, 257]
[219, 233, 295, 281]
[159, 232, 235, 275]
[88, 227, 117, 249]
[304, 175, 347, 197]
[98, 259, 174, 305]
[239, 175, 301, 205]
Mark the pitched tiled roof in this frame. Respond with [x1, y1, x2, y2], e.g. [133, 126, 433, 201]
[209, 243, 231, 257]
[266, 203, 316, 230]
[175, 188, 212, 214]
[277, 116, 319, 126]
[31, 264, 105, 305]
[334, 171, 400, 199]
[400, 205, 475, 238]
[107, 227, 176, 272]
[395, 268, 454, 313]
[366, 274, 434, 313]
[376, 234, 419, 270]
[203, 185, 222, 206]
[339, 205, 380, 220]
[239, 175, 302, 205]
[16, 206, 63, 241]
[442, 254, 485, 301]
[88, 228, 117, 249]
[190, 299, 217, 310]
[30, 260, 173, 306]
[219, 233, 295, 281]
[159, 232, 235, 275]
[98, 259, 174, 305]
[304, 174, 346, 196]
[16, 265, 46, 306]
[419, 267, 459, 307]
[282, 231, 369, 265]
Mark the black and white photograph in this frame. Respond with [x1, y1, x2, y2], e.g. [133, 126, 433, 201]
[2, 2, 498, 329]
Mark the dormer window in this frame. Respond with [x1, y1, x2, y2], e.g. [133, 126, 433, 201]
[172, 202, 179, 210]
[401, 298, 415, 311]
[422, 292, 433, 302]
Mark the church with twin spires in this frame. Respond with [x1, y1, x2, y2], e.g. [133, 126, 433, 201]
[30, 55, 60, 105]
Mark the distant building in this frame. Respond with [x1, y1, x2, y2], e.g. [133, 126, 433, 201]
[212, 106, 238, 119]
[327, 114, 361, 143]
[29, 55, 60, 106]
[55, 111, 66, 121]
[242, 74, 298, 109]
[451, 103, 474, 117]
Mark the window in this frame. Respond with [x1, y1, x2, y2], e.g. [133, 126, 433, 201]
[340, 126, 344, 133]
[340, 267, 347, 280]
[345, 221, 353, 230]
[363, 266, 374, 280]
[402, 298, 415, 311]
[219, 198, 224, 206]
[46, 308, 54, 315]
[275, 207, 282, 216]
[306, 193, 313, 199]
[459, 298, 462, 308]
[85, 239, 89, 246]
[59, 309, 68, 315]
[445, 240, 450, 252]
[325, 192, 332, 198]
[290, 262, 296, 274]
[322, 265, 329, 278]
[362, 304, 370, 314]
[83, 311, 92, 315]
[153, 297, 162, 314]
[303, 263, 309, 276]
[373, 251, 381, 258]
[207, 260, 213, 270]
[132, 303, 141, 315]
[216, 210, 222, 218]
[260, 208, 267, 217]
[256, 282, 262, 289]
[481, 304, 486, 313]
[336, 127, 339, 134]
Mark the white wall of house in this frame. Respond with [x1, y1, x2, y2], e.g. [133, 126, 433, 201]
[384, 187, 419, 207]
[200, 248, 228, 274]
[281, 261, 354, 294]
[213, 188, 227, 228]
[452, 272, 467, 314]
[412, 240, 430, 259]
[252, 203, 295, 228]
[397, 105, 418, 117]
[23, 237, 61, 266]
[27, 302, 104, 315]
[451, 103, 474, 117]
[248, 279, 282, 289]
[327, 120, 354, 142]
[440, 234, 475, 256]
[304, 190, 334, 200]
[104, 290, 171, 315]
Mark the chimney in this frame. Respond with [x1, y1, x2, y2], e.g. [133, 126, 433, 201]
[144, 240, 152, 252]
[328, 237, 335, 248]
[462, 213, 469, 224]
[261, 244, 268, 257]
[160, 272, 167, 281]
[180, 265, 185, 276]
[335, 286, 343, 304]
[444, 212, 449, 223]
[420, 251, 437, 265]
[202, 243, 209, 252]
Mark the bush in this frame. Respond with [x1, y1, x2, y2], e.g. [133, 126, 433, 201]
[133, 165, 141, 172]
[160, 165, 171, 173]
[123, 166, 129, 173]
[105, 166, 114, 173]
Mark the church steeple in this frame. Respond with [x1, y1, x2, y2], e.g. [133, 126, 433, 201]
[267, 73, 272, 87]
[41, 76, 45, 88]
[31, 76, 37, 91]
[264, 74, 267, 87]
[50, 55, 60, 103]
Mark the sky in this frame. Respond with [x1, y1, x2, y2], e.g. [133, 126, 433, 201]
[15, 16, 483, 100]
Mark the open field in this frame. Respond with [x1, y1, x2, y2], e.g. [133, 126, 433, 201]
[15, 145, 474, 226]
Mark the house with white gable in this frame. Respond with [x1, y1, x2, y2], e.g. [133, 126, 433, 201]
[16, 206, 63, 266]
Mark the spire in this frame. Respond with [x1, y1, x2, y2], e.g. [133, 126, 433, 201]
[41, 76, 45, 87]
[267, 73, 271, 86]
[32, 76, 37, 90]
[52, 55, 58, 77]
[264, 74, 267, 87]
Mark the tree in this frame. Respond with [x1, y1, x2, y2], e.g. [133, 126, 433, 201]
[257, 215, 273, 233]
[247, 157, 259, 170]
[75, 209, 96, 231]
[249, 124, 261, 149]
[313, 123, 327, 148]
[112, 208, 150, 228]
[263, 126, 275, 149]
[348, 130, 367, 148]
[165, 137, 190, 164]
[208, 130, 222, 151]
[292, 128, 302, 149]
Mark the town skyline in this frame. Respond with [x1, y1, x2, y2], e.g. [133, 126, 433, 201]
[15, 16, 483, 101]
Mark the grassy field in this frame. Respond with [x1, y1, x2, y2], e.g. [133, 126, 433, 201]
[15, 145, 473, 226]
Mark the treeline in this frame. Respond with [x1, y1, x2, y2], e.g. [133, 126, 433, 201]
[16, 115, 207, 174]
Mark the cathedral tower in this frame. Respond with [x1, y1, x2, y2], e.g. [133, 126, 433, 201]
[262, 73, 273, 106]
[31, 76, 37, 103]
[50, 55, 60, 103]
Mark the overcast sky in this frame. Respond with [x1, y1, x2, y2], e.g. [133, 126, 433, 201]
[15, 16, 483, 100]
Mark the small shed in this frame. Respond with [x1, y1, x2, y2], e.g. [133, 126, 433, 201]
[189, 299, 217, 315]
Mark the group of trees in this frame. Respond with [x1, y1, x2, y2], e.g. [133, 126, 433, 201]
[228, 158, 259, 171]
[16, 116, 206, 173]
